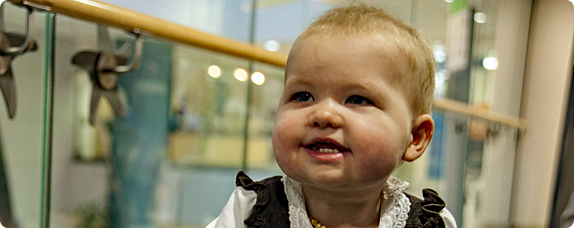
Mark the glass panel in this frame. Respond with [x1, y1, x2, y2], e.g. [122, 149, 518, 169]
[51, 14, 184, 227]
[468, 122, 519, 228]
[50, 13, 256, 227]
[49, 15, 107, 228]
[469, 0, 499, 106]
[439, 0, 519, 227]
[0, 3, 48, 228]
[169, 44, 249, 168]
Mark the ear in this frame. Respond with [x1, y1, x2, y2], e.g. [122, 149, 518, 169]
[403, 114, 434, 162]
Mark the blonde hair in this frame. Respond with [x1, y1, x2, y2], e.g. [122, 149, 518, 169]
[291, 4, 436, 116]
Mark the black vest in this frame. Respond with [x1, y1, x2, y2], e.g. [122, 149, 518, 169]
[235, 171, 447, 228]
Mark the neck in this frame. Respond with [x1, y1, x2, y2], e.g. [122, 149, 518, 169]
[302, 184, 384, 228]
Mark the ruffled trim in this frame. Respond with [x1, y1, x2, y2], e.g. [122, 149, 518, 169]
[236, 171, 269, 227]
[405, 189, 447, 227]
[283, 175, 411, 228]
[382, 176, 410, 199]
[283, 176, 312, 228]
[237, 171, 290, 227]
[380, 176, 411, 228]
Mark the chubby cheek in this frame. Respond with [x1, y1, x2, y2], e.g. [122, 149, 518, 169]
[350, 123, 406, 180]
[272, 111, 304, 166]
[355, 149, 401, 183]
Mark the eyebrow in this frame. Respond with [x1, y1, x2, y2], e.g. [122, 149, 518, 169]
[286, 76, 382, 94]
[284, 76, 313, 87]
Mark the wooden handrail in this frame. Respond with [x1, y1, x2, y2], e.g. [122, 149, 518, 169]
[8, 0, 527, 130]
[433, 99, 527, 130]
[7, 0, 288, 68]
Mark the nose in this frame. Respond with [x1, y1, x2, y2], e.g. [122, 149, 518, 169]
[308, 100, 343, 129]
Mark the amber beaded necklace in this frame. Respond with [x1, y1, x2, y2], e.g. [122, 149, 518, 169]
[308, 216, 378, 228]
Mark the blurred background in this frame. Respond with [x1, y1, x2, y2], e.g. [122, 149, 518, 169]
[0, 0, 572, 227]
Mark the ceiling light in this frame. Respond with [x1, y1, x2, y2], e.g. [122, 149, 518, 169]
[208, 65, 221, 78]
[251, 72, 265, 85]
[482, 57, 499, 70]
[263, 40, 280, 52]
[474, 12, 487, 23]
[234, 68, 248, 82]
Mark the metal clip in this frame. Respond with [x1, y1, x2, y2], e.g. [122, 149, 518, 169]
[0, 1, 38, 119]
[71, 25, 143, 125]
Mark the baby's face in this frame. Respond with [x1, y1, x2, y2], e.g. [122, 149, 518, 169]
[272, 34, 415, 192]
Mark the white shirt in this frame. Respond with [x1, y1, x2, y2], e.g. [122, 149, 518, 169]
[207, 175, 457, 228]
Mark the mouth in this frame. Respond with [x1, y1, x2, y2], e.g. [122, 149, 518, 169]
[303, 138, 350, 154]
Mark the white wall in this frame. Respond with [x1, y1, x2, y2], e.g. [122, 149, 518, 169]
[514, 0, 574, 226]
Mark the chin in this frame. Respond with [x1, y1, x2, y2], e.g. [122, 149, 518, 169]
[300, 170, 350, 187]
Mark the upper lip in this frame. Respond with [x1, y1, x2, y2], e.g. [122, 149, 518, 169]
[303, 137, 350, 152]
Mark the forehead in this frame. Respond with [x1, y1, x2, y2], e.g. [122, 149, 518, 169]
[285, 34, 408, 87]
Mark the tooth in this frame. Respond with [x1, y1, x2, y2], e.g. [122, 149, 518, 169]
[317, 148, 339, 153]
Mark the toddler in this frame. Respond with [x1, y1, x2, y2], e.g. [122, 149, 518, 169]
[208, 3, 456, 228]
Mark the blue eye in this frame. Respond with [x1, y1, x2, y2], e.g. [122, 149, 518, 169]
[291, 92, 314, 102]
[346, 95, 372, 105]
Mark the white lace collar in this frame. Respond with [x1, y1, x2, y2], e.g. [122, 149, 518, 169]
[282, 175, 411, 228]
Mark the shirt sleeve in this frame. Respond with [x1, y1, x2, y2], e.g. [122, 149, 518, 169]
[439, 208, 458, 228]
[206, 187, 258, 228]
